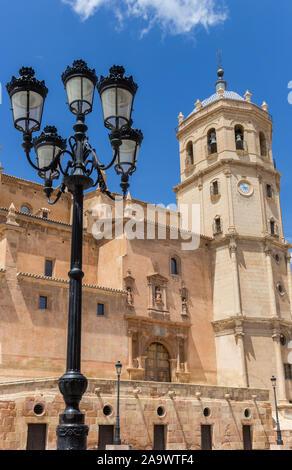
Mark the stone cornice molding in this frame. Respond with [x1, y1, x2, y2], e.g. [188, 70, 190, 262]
[125, 313, 191, 330]
[173, 159, 280, 194]
[0, 222, 24, 235]
[16, 272, 126, 295]
[176, 99, 272, 138]
[209, 233, 291, 250]
[0, 377, 270, 402]
[147, 272, 169, 285]
[212, 315, 292, 336]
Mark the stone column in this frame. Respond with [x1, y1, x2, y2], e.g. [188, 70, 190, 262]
[234, 321, 248, 387]
[275, 181, 285, 241]
[148, 282, 153, 309]
[176, 338, 181, 372]
[286, 254, 292, 318]
[229, 239, 242, 316]
[183, 336, 189, 373]
[265, 246, 278, 317]
[224, 165, 235, 232]
[272, 327, 288, 404]
[170, 359, 177, 382]
[257, 173, 268, 234]
[198, 176, 205, 235]
[127, 330, 134, 369]
[137, 331, 143, 369]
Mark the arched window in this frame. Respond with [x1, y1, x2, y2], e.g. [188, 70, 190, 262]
[210, 179, 220, 197]
[207, 128, 217, 155]
[145, 343, 171, 382]
[269, 218, 278, 236]
[170, 257, 179, 275]
[213, 216, 222, 234]
[259, 132, 267, 157]
[235, 125, 244, 150]
[186, 141, 194, 165]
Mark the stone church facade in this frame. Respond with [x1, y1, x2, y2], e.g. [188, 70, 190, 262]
[0, 69, 291, 450]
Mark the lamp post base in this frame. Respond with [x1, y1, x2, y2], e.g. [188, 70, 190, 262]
[106, 445, 132, 450]
[270, 444, 285, 450]
[57, 424, 89, 450]
[57, 371, 89, 450]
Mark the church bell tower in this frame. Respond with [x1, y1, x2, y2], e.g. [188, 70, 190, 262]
[174, 65, 292, 418]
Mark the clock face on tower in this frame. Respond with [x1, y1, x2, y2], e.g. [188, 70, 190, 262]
[238, 180, 253, 196]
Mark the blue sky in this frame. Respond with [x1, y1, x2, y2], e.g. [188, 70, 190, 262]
[0, 0, 292, 238]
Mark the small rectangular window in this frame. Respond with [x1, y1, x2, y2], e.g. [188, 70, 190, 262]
[215, 217, 221, 233]
[266, 184, 273, 198]
[270, 220, 275, 235]
[42, 212, 48, 219]
[97, 303, 104, 316]
[212, 181, 219, 195]
[284, 363, 292, 380]
[45, 259, 53, 277]
[39, 296, 47, 310]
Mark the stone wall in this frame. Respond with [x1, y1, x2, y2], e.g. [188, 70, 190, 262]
[0, 378, 280, 450]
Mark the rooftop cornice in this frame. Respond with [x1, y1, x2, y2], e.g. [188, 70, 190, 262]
[176, 98, 273, 138]
[0, 207, 71, 229]
[16, 271, 127, 295]
[1, 173, 71, 199]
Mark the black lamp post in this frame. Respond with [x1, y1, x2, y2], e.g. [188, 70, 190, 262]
[271, 376, 284, 445]
[114, 361, 122, 445]
[6, 61, 143, 451]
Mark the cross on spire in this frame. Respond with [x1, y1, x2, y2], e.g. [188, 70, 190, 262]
[215, 49, 227, 91]
[217, 49, 222, 69]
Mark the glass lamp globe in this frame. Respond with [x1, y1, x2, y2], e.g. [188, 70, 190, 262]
[6, 67, 48, 133]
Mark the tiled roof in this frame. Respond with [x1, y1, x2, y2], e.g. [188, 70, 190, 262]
[188, 90, 244, 117]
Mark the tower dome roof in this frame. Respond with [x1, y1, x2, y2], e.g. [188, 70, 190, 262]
[188, 62, 245, 117]
[188, 90, 244, 117]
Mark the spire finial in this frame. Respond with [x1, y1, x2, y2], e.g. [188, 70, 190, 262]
[217, 49, 222, 69]
[215, 49, 227, 92]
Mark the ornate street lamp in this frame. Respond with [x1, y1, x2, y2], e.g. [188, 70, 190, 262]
[62, 59, 97, 116]
[114, 361, 122, 445]
[6, 67, 48, 134]
[33, 126, 67, 182]
[6, 61, 143, 451]
[271, 376, 284, 445]
[98, 65, 137, 132]
[110, 127, 143, 196]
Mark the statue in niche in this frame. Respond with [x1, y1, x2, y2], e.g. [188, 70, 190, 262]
[180, 286, 188, 315]
[126, 286, 134, 306]
[182, 296, 188, 315]
[155, 285, 163, 305]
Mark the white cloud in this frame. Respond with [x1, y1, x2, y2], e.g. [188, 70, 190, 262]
[62, 0, 227, 35]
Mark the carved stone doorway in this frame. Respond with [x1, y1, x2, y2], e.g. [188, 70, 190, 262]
[145, 342, 171, 382]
